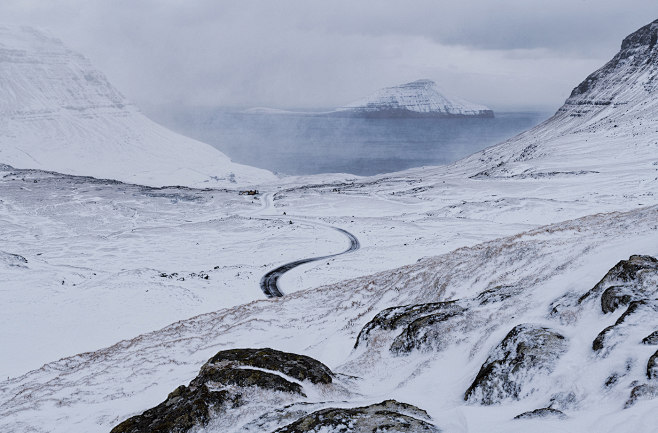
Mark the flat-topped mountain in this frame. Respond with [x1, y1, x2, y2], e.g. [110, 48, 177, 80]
[336, 79, 494, 118]
[0, 26, 275, 187]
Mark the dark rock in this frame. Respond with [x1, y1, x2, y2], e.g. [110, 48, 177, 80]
[390, 306, 467, 354]
[273, 400, 440, 433]
[110, 385, 239, 433]
[111, 348, 332, 433]
[206, 348, 333, 384]
[464, 324, 568, 405]
[600, 286, 637, 314]
[192, 366, 303, 395]
[593, 301, 655, 353]
[354, 301, 463, 349]
[476, 285, 522, 305]
[648, 350, 658, 380]
[625, 383, 658, 408]
[642, 331, 658, 345]
[514, 407, 567, 420]
[578, 255, 658, 305]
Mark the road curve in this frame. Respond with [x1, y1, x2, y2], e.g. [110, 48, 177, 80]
[259, 226, 360, 298]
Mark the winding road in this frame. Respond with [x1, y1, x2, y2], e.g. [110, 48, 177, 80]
[259, 226, 360, 298]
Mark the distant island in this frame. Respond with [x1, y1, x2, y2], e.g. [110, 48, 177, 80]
[244, 79, 494, 118]
[335, 79, 494, 118]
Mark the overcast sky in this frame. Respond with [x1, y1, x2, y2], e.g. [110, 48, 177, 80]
[2, 1, 657, 111]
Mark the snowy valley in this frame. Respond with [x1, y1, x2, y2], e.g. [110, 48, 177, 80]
[0, 18, 657, 433]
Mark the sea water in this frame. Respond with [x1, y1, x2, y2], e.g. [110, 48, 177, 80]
[154, 110, 552, 176]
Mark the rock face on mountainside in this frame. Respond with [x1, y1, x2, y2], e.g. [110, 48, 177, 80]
[336, 79, 493, 118]
[0, 26, 274, 187]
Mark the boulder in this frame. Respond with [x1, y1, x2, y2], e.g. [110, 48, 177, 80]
[111, 348, 333, 433]
[354, 301, 464, 349]
[272, 400, 440, 433]
[648, 349, 658, 380]
[464, 324, 568, 405]
[514, 407, 567, 420]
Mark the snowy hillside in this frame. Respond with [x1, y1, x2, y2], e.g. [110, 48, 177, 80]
[336, 79, 494, 118]
[0, 26, 275, 187]
[452, 19, 658, 179]
[1, 18, 658, 433]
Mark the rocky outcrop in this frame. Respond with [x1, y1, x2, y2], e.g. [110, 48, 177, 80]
[110, 385, 240, 433]
[549, 255, 658, 323]
[643, 331, 658, 345]
[578, 255, 658, 307]
[513, 407, 567, 420]
[625, 383, 658, 408]
[592, 300, 658, 354]
[648, 350, 658, 380]
[464, 324, 568, 405]
[354, 301, 465, 350]
[272, 400, 440, 433]
[111, 348, 333, 433]
[206, 348, 333, 385]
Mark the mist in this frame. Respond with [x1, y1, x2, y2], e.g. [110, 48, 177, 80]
[1, 1, 656, 113]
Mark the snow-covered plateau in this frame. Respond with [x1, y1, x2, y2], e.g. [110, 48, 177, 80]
[1, 19, 658, 433]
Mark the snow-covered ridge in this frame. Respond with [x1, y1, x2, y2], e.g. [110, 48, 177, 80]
[336, 79, 494, 118]
[0, 25, 275, 188]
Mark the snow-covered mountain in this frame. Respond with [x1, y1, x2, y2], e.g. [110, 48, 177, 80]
[455, 19, 658, 180]
[0, 26, 275, 187]
[336, 79, 494, 118]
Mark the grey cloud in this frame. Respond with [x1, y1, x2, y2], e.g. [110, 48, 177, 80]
[0, 0, 656, 111]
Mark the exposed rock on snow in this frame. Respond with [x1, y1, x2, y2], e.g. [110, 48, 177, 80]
[354, 301, 466, 350]
[625, 383, 658, 408]
[550, 255, 658, 324]
[336, 79, 493, 118]
[464, 324, 568, 405]
[513, 407, 567, 420]
[205, 348, 333, 385]
[0, 26, 274, 187]
[111, 348, 334, 433]
[643, 331, 658, 345]
[592, 300, 658, 355]
[648, 350, 658, 380]
[272, 400, 439, 433]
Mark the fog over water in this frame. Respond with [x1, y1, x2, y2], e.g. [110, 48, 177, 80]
[151, 110, 551, 176]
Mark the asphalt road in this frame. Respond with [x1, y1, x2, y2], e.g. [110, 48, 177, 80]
[259, 226, 360, 297]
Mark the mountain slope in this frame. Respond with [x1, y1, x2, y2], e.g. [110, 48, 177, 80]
[452, 19, 658, 179]
[0, 26, 275, 187]
[336, 79, 494, 118]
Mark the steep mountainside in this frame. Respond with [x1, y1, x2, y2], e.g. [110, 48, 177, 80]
[336, 79, 494, 118]
[449, 19, 658, 179]
[0, 26, 275, 187]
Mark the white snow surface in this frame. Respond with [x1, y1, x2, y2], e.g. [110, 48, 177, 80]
[0, 25, 275, 188]
[337, 79, 493, 116]
[1, 19, 658, 433]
